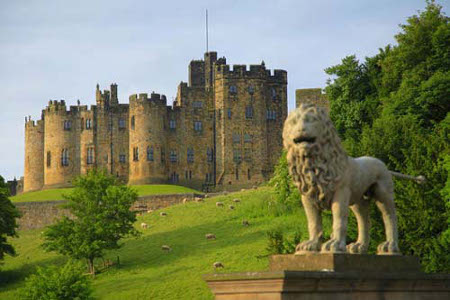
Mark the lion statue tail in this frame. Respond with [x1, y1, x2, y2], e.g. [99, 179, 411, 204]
[390, 171, 426, 184]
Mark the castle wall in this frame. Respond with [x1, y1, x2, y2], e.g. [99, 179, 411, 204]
[24, 120, 44, 192]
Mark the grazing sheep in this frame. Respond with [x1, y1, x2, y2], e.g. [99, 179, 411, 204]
[160, 212, 167, 217]
[204, 194, 209, 198]
[242, 220, 250, 226]
[229, 205, 235, 210]
[182, 198, 189, 204]
[141, 222, 148, 229]
[147, 209, 154, 213]
[213, 262, 224, 270]
[253, 186, 258, 190]
[233, 198, 241, 203]
[205, 233, 216, 240]
[136, 212, 142, 217]
[195, 197, 204, 203]
[240, 188, 246, 192]
[161, 245, 172, 252]
[216, 202, 224, 207]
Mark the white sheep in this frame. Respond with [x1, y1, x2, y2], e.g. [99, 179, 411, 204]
[182, 198, 189, 204]
[213, 262, 224, 270]
[204, 194, 209, 198]
[205, 233, 216, 240]
[160, 212, 167, 217]
[141, 222, 148, 229]
[233, 198, 241, 203]
[195, 197, 204, 202]
[147, 209, 154, 213]
[161, 245, 172, 252]
[216, 202, 224, 207]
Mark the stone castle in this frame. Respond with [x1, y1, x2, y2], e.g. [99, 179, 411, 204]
[24, 51, 288, 193]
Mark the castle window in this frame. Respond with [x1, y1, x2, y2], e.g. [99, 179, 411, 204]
[229, 85, 237, 94]
[189, 170, 192, 179]
[147, 146, 154, 161]
[248, 85, 254, 95]
[46, 151, 51, 168]
[86, 119, 92, 129]
[63, 120, 72, 130]
[133, 147, 139, 161]
[87, 147, 94, 164]
[161, 148, 165, 163]
[119, 154, 126, 163]
[244, 133, 252, 143]
[194, 121, 202, 132]
[119, 118, 126, 129]
[170, 150, 177, 163]
[233, 149, 242, 163]
[227, 109, 232, 119]
[248, 169, 251, 180]
[187, 148, 194, 163]
[232, 134, 240, 144]
[206, 147, 213, 162]
[193, 101, 203, 108]
[266, 110, 277, 120]
[271, 88, 277, 100]
[244, 148, 252, 162]
[245, 106, 254, 119]
[206, 173, 209, 182]
[61, 148, 69, 166]
[169, 119, 176, 129]
[170, 172, 179, 183]
[185, 170, 188, 179]
[235, 167, 239, 180]
[131, 116, 135, 130]
[81, 118, 84, 130]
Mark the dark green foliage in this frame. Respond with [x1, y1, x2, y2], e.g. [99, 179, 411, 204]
[325, 1, 449, 271]
[0, 175, 20, 263]
[42, 170, 140, 274]
[265, 228, 302, 255]
[268, 150, 301, 214]
[21, 260, 93, 300]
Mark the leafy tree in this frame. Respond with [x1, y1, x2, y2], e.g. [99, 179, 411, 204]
[0, 175, 20, 263]
[21, 260, 93, 300]
[42, 170, 139, 274]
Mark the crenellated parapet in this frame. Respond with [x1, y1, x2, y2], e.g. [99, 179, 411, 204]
[215, 63, 287, 83]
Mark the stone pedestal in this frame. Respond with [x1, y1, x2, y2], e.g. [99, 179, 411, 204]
[204, 254, 450, 300]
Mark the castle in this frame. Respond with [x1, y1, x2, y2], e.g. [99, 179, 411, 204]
[24, 51, 288, 193]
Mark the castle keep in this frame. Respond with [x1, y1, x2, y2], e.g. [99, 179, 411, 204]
[24, 52, 287, 192]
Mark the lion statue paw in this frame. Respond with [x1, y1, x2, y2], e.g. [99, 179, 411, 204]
[377, 241, 401, 255]
[294, 239, 321, 254]
[321, 239, 346, 253]
[347, 241, 369, 254]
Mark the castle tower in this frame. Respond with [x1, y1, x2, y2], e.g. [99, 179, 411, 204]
[128, 92, 168, 185]
[24, 118, 44, 192]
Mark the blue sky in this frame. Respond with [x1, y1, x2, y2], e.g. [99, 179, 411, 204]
[0, 0, 446, 180]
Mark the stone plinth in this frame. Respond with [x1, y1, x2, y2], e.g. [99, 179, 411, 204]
[204, 254, 450, 300]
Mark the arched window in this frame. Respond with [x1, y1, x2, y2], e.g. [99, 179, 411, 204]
[133, 147, 139, 161]
[147, 146, 154, 161]
[61, 149, 69, 166]
[169, 119, 176, 129]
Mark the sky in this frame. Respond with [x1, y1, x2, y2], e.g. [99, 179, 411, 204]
[0, 0, 446, 180]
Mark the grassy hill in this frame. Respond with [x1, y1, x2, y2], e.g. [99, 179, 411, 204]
[0, 187, 328, 299]
[10, 184, 201, 203]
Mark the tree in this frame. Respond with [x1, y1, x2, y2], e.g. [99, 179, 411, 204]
[0, 175, 20, 263]
[21, 260, 93, 300]
[42, 170, 139, 274]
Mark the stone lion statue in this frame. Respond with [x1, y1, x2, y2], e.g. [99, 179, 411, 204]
[283, 104, 421, 255]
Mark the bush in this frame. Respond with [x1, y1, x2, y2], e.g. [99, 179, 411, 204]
[265, 228, 302, 255]
[21, 260, 93, 300]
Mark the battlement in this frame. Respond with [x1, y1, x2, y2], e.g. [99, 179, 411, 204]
[25, 118, 44, 129]
[215, 63, 287, 82]
[129, 91, 167, 106]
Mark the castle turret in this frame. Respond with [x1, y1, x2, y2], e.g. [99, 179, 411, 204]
[24, 118, 44, 192]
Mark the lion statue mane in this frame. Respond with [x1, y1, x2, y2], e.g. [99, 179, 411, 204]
[283, 104, 400, 255]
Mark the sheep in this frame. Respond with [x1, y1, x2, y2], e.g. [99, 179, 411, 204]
[229, 205, 235, 210]
[205, 233, 216, 240]
[253, 186, 258, 190]
[161, 245, 172, 252]
[242, 220, 250, 226]
[182, 198, 189, 204]
[136, 212, 142, 217]
[147, 209, 154, 213]
[195, 197, 204, 203]
[160, 212, 167, 217]
[241, 188, 246, 192]
[216, 202, 224, 207]
[141, 222, 148, 229]
[233, 198, 241, 203]
[213, 262, 224, 270]
[204, 194, 209, 198]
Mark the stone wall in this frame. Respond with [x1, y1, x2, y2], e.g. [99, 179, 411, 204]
[15, 193, 201, 231]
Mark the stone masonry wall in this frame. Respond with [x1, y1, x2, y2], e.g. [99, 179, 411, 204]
[15, 193, 201, 230]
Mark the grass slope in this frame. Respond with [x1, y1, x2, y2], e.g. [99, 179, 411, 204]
[0, 187, 330, 299]
[10, 184, 201, 203]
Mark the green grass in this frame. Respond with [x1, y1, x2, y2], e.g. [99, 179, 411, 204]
[0, 187, 330, 299]
[10, 185, 201, 203]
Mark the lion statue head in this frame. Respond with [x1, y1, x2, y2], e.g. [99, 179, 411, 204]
[283, 104, 348, 209]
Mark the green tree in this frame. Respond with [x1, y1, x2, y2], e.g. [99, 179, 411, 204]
[0, 175, 20, 263]
[21, 260, 93, 300]
[42, 170, 139, 274]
